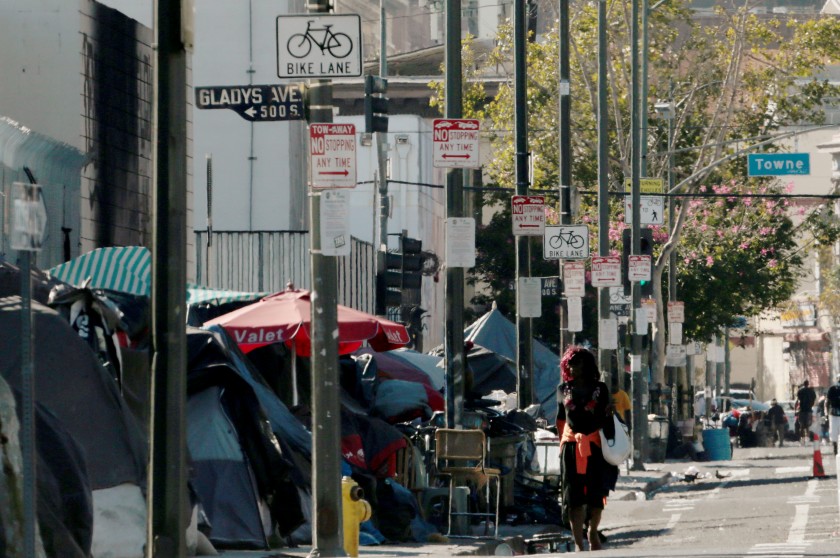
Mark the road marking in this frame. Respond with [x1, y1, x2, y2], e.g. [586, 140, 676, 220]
[775, 466, 810, 475]
[665, 513, 681, 530]
[787, 503, 810, 543]
[745, 541, 809, 557]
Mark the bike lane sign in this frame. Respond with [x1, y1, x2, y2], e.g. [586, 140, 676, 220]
[544, 225, 589, 260]
[277, 14, 362, 78]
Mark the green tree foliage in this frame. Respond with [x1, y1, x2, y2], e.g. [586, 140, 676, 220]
[676, 182, 802, 340]
[430, 1, 840, 380]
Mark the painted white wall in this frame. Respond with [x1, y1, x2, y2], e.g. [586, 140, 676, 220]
[0, 0, 84, 149]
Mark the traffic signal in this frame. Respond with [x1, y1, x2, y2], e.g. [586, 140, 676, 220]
[364, 75, 388, 133]
[640, 228, 654, 298]
[622, 227, 655, 297]
[380, 234, 423, 308]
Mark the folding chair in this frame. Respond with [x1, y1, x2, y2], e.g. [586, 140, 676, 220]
[433, 428, 501, 538]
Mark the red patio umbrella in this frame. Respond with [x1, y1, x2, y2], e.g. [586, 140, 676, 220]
[203, 287, 410, 357]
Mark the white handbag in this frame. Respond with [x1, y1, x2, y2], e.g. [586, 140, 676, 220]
[600, 414, 631, 466]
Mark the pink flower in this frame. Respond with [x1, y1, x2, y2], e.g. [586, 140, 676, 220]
[768, 259, 778, 268]
[739, 242, 750, 249]
[706, 256, 714, 266]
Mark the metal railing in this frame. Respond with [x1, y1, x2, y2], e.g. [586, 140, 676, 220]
[194, 230, 375, 313]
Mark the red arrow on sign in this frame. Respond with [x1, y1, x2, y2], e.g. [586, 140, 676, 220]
[442, 154, 471, 159]
[318, 170, 350, 176]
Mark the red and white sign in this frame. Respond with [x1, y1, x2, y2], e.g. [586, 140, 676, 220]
[563, 261, 586, 297]
[309, 123, 357, 189]
[628, 255, 651, 281]
[512, 195, 545, 236]
[591, 256, 621, 287]
[667, 301, 685, 323]
[433, 119, 480, 168]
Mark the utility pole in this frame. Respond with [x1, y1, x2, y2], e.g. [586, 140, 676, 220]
[148, 0, 188, 555]
[630, 0, 648, 470]
[374, 0, 390, 317]
[514, 0, 534, 408]
[307, 0, 343, 555]
[558, 0, 572, 356]
[597, 0, 611, 383]
[444, 0, 465, 429]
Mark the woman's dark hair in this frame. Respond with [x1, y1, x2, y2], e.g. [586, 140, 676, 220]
[560, 345, 600, 383]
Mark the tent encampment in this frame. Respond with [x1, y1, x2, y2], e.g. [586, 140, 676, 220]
[187, 327, 308, 548]
[463, 303, 560, 422]
[0, 296, 148, 557]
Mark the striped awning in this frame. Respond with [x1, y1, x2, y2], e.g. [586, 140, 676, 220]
[186, 283, 267, 306]
[49, 246, 267, 306]
[48, 246, 150, 296]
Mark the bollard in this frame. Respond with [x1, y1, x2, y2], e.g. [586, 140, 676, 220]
[342, 476, 372, 557]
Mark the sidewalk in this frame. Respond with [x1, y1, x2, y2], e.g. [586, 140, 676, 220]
[219, 465, 672, 558]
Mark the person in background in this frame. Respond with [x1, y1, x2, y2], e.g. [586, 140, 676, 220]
[795, 380, 817, 444]
[766, 399, 786, 448]
[825, 379, 840, 455]
[556, 345, 617, 551]
[611, 382, 632, 434]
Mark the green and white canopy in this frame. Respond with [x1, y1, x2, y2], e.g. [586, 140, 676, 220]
[48, 246, 267, 305]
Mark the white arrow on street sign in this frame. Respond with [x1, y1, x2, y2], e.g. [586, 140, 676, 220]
[433, 119, 480, 168]
[276, 15, 362, 78]
[10, 182, 47, 252]
[309, 123, 357, 189]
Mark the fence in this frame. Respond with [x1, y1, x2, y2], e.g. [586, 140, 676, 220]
[194, 230, 375, 313]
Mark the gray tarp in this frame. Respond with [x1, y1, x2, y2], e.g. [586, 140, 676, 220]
[464, 305, 560, 422]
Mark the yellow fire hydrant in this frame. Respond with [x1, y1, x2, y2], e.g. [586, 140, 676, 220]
[342, 476, 372, 557]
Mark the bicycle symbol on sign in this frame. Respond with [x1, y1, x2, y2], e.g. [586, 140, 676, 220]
[548, 229, 586, 250]
[287, 20, 353, 59]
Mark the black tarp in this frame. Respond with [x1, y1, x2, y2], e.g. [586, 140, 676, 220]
[1, 390, 94, 558]
[0, 296, 147, 490]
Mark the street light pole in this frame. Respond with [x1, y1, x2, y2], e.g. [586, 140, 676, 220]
[444, 0, 465, 429]
[630, 0, 648, 470]
[597, 0, 611, 383]
[514, 0, 534, 408]
[559, 0, 572, 357]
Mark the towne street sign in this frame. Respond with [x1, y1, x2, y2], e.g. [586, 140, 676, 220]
[747, 153, 810, 176]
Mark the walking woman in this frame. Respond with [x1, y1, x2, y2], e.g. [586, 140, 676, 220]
[556, 345, 618, 551]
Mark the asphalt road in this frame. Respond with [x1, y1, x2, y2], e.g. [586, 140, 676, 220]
[594, 443, 840, 557]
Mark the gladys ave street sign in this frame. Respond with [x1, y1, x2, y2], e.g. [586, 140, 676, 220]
[277, 15, 362, 78]
[195, 84, 304, 122]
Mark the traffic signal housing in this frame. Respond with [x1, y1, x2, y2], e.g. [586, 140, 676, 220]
[622, 227, 655, 297]
[380, 234, 423, 308]
[364, 75, 388, 133]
